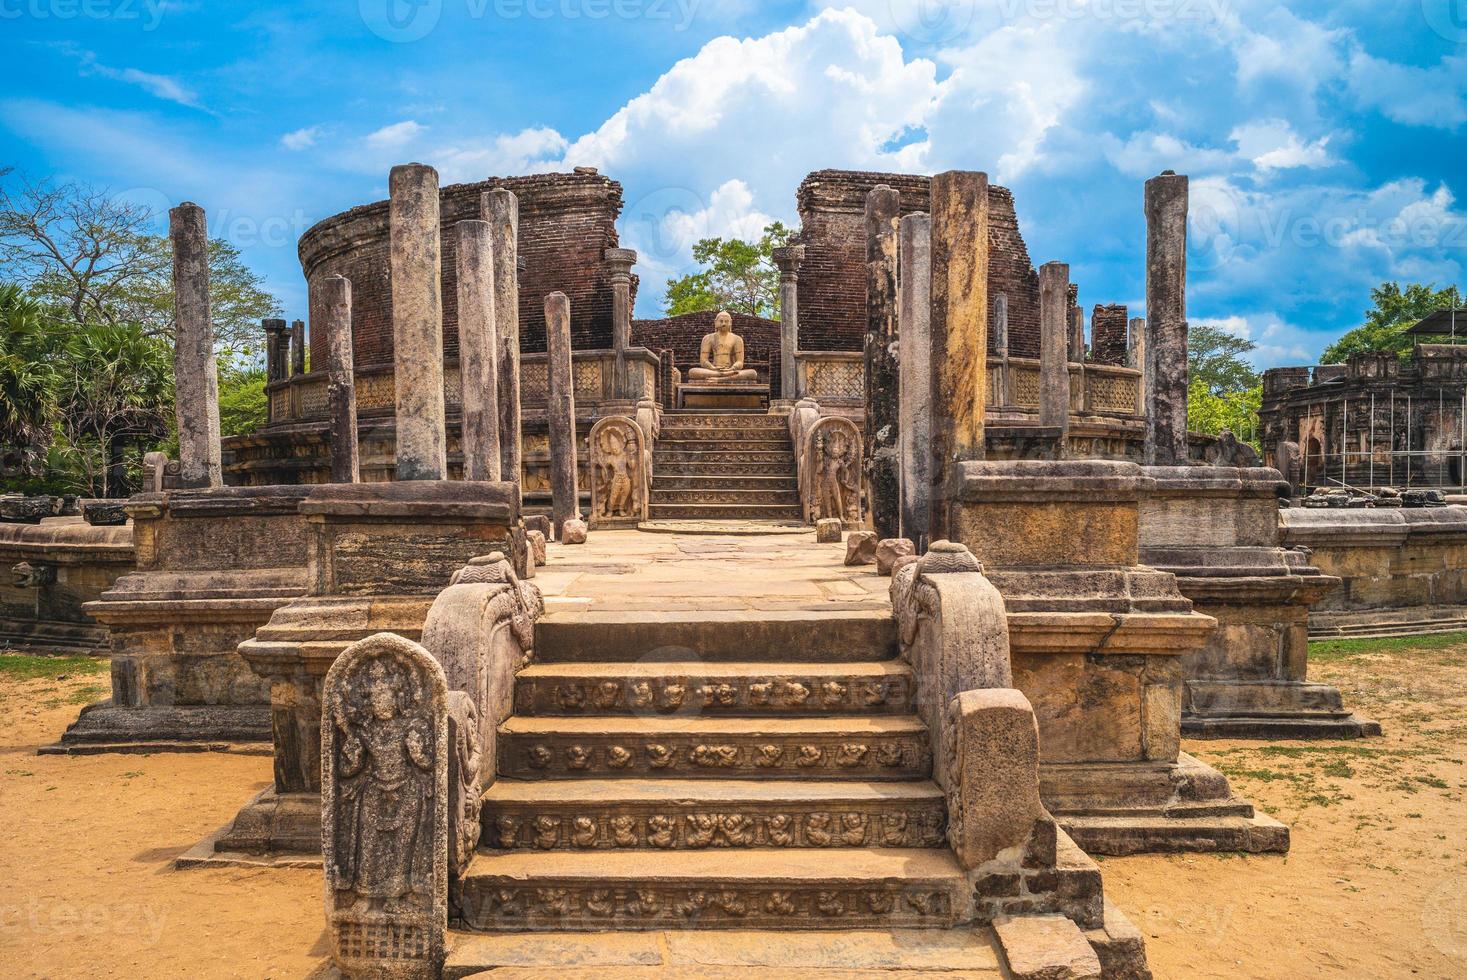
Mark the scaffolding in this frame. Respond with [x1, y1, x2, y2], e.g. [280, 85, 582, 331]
[1298, 386, 1467, 493]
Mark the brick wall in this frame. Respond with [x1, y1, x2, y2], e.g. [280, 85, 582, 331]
[793, 170, 1042, 358]
[300, 169, 630, 369]
[1090, 304, 1129, 366]
[632, 310, 784, 398]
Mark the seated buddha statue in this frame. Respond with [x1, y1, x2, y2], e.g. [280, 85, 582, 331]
[686, 310, 759, 383]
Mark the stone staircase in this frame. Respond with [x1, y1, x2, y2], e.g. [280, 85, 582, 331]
[648, 411, 802, 522]
[458, 608, 976, 932]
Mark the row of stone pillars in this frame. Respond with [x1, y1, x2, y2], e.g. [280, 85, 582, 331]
[864, 168, 1190, 544]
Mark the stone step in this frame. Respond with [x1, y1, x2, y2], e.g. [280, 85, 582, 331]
[455, 848, 970, 931]
[653, 449, 796, 465]
[648, 503, 805, 521]
[481, 778, 947, 851]
[650, 488, 802, 506]
[653, 460, 798, 477]
[497, 715, 931, 779]
[443, 926, 1006, 978]
[658, 428, 792, 443]
[656, 439, 795, 453]
[535, 610, 896, 663]
[660, 412, 789, 428]
[652, 475, 800, 492]
[514, 661, 914, 716]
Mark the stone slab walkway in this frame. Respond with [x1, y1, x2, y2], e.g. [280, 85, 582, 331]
[535, 528, 891, 615]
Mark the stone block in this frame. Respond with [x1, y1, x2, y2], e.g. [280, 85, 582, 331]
[560, 517, 588, 545]
[814, 518, 842, 543]
[844, 531, 877, 565]
[524, 514, 552, 539]
[82, 501, 128, 526]
[875, 537, 915, 575]
[994, 913, 1102, 979]
[947, 688, 1048, 868]
[890, 553, 920, 578]
[526, 529, 547, 566]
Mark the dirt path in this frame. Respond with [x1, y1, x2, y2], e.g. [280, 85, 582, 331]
[1, 639, 1464, 978]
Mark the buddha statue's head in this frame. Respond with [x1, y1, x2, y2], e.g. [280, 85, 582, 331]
[714, 310, 732, 334]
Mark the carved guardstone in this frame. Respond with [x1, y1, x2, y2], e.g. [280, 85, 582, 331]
[802, 417, 865, 529]
[589, 416, 648, 529]
[323, 632, 447, 979]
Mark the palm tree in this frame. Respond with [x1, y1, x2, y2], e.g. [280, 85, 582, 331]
[0, 284, 59, 477]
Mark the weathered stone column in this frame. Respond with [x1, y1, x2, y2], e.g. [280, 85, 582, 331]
[898, 212, 932, 548]
[456, 219, 502, 482]
[1130, 316, 1146, 415]
[390, 163, 447, 481]
[773, 245, 805, 400]
[484, 189, 522, 495]
[168, 202, 222, 489]
[264, 318, 288, 383]
[318, 275, 358, 483]
[605, 248, 637, 400]
[1039, 261, 1071, 442]
[927, 171, 989, 543]
[544, 291, 579, 537]
[864, 185, 901, 539]
[290, 318, 306, 376]
[1144, 170, 1189, 466]
[1068, 304, 1085, 363]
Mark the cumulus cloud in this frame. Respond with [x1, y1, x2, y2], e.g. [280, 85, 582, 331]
[1348, 50, 1467, 130]
[1229, 119, 1332, 172]
[280, 125, 323, 151]
[366, 120, 426, 148]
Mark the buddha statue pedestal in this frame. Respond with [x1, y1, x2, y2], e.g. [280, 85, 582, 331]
[677, 382, 769, 410]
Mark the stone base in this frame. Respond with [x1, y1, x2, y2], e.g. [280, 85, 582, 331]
[40, 700, 270, 755]
[0, 618, 109, 653]
[1183, 679, 1381, 739]
[208, 787, 323, 858]
[1042, 752, 1289, 856]
[1308, 603, 1467, 639]
[676, 383, 770, 410]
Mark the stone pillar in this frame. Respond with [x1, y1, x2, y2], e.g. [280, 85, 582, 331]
[1144, 170, 1189, 466]
[1130, 316, 1146, 414]
[264, 318, 288, 383]
[318, 275, 359, 484]
[1039, 261, 1071, 442]
[927, 171, 989, 543]
[483, 189, 522, 496]
[544, 291, 579, 538]
[864, 185, 901, 540]
[898, 213, 932, 549]
[993, 294, 1009, 357]
[773, 245, 805, 400]
[456, 219, 502, 482]
[605, 248, 637, 400]
[1068, 305, 1084, 363]
[290, 319, 306, 376]
[168, 202, 222, 489]
[390, 163, 447, 481]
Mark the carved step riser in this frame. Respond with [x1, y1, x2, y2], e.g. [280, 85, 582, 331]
[648, 507, 805, 521]
[656, 440, 795, 453]
[497, 735, 932, 780]
[659, 432, 792, 444]
[654, 452, 796, 464]
[652, 465, 798, 478]
[651, 491, 802, 505]
[516, 675, 914, 716]
[482, 801, 948, 852]
[456, 883, 963, 932]
[653, 478, 800, 492]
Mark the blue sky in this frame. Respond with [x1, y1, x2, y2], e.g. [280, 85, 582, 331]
[3, 0, 1465, 367]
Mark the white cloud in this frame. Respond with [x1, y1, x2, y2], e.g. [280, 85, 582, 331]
[366, 120, 426, 148]
[1348, 50, 1467, 130]
[1229, 119, 1332, 172]
[432, 127, 569, 184]
[280, 125, 323, 151]
[51, 44, 202, 109]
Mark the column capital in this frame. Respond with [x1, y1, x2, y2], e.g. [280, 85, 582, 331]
[603, 247, 637, 280]
[772, 244, 805, 278]
[263, 317, 287, 335]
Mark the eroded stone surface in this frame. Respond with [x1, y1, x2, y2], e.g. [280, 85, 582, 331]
[814, 518, 842, 543]
[874, 538, 914, 576]
[844, 532, 877, 566]
[561, 517, 588, 545]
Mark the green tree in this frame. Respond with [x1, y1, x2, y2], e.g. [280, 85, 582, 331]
[0, 174, 281, 359]
[1321, 281, 1464, 363]
[1188, 322, 1260, 394]
[1188, 378, 1262, 449]
[664, 221, 793, 318]
[0, 284, 60, 474]
[219, 364, 268, 437]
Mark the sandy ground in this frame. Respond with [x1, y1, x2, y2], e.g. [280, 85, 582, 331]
[1, 638, 1465, 979]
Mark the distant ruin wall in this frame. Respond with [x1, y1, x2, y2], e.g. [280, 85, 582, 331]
[299, 170, 631, 369]
[793, 170, 1041, 358]
[1090, 304, 1129, 366]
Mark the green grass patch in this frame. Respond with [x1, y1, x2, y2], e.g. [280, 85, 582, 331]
[0, 653, 108, 681]
[1308, 631, 1467, 662]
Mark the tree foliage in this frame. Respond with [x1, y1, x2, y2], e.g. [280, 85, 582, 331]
[1321, 281, 1464, 364]
[1188, 322, 1260, 394]
[664, 221, 794, 319]
[0, 174, 280, 360]
[0, 285, 60, 474]
[1188, 378, 1262, 448]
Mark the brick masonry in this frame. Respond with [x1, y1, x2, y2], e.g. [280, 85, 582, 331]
[299, 169, 635, 369]
[1090, 304, 1129, 366]
[793, 169, 1042, 358]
